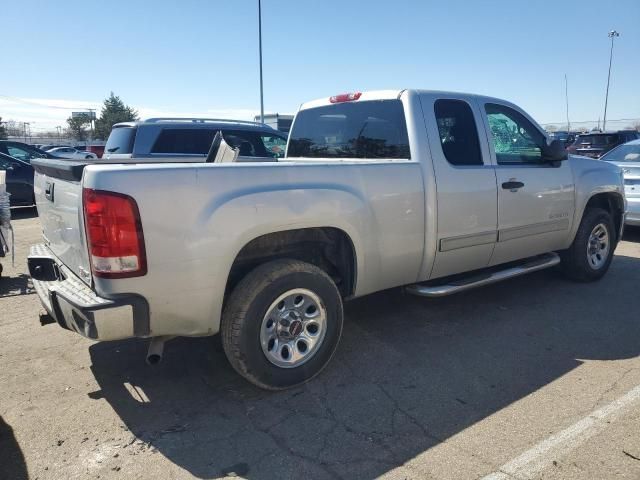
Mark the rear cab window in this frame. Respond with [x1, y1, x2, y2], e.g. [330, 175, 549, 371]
[287, 100, 410, 159]
[105, 126, 137, 154]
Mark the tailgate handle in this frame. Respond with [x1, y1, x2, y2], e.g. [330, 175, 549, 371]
[45, 182, 55, 202]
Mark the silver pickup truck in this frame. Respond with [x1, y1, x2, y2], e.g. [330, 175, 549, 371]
[28, 89, 625, 390]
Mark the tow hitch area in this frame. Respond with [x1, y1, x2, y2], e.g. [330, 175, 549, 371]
[39, 311, 56, 326]
[28, 255, 61, 281]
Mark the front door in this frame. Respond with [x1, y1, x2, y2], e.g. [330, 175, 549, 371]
[420, 94, 498, 279]
[480, 102, 575, 266]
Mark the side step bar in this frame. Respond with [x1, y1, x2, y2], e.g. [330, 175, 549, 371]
[406, 252, 561, 298]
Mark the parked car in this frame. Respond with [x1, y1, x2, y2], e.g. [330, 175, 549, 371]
[101, 118, 288, 162]
[46, 147, 98, 159]
[39, 144, 72, 152]
[0, 140, 59, 162]
[0, 152, 34, 206]
[567, 130, 640, 158]
[548, 131, 577, 147]
[28, 89, 624, 390]
[601, 139, 640, 226]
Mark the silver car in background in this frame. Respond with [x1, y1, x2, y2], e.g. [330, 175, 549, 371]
[47, 147, 98, 160]
[601, 139, 640, 226]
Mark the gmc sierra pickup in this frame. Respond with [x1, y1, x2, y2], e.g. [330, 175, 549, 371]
[28, 90, 626, 390]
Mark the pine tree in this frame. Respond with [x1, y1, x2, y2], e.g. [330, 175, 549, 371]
[66, 116, 89, 141]
[94, 92, 139, 140]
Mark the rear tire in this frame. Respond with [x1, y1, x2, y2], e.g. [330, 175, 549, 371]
[221, 259, 343, 390]
[560, 207, 615, 282]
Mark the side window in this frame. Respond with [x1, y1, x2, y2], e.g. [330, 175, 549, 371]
[7, 145, 42, 162]
[151, 129, 215, 154]
[434, 99, 483, 166]
[223, 130, 269, 157]
[261, 134, 287, 158]
[485, 103, 545, 165]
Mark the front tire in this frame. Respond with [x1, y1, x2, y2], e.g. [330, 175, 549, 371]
[560, 207, 615, 282]
[221, 259, 343, 390]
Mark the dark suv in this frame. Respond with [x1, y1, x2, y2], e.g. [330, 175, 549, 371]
[567, 130, 640, 158]
[102, 118, 288, 162]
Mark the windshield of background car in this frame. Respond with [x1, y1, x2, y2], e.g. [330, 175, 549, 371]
[602, 144, 640, 163]
[105, 126, 136, 154]
[6, 144, 46, 162]
[287, 100, 411, 159]
[575, 134, 620, 146]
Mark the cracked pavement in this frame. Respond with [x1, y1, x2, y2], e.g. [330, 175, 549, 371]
[1, 209, 640, 479]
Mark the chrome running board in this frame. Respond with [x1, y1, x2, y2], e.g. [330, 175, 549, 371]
[406, 252, 561, 298]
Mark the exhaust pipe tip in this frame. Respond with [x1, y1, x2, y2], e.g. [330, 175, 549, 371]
[146, 336, 174, 366]
[146, 353, 162, 366]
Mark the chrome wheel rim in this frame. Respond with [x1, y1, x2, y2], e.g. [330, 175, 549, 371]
[260, 288, 327, 368]
[587, 223, 610, 270]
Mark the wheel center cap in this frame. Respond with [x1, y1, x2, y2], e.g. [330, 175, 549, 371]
[289, 320, 303, 337]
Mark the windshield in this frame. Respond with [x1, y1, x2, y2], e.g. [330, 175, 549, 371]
[602, 144, 640, 163]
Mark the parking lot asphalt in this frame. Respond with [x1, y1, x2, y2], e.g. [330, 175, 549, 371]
[1, 209, 640, 480]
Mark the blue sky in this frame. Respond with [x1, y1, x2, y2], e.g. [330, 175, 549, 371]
[2, 0, 639, 131]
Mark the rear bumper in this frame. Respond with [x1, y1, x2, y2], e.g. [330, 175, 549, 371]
[28, 244, 150, 341]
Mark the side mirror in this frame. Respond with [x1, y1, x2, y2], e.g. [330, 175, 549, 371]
[541, 139, 568, 162]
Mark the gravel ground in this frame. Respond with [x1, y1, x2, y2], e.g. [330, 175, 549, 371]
[1, 209, 640, 480]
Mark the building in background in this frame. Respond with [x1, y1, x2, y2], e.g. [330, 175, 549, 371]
[255, 114, 294, 134]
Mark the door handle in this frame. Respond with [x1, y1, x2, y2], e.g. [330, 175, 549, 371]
[502, 180, 524, 191]
[45, 182, 54, 201]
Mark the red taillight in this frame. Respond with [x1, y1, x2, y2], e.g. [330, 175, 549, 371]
[83, 188, 147, 278]
[329, 92, 362, 103]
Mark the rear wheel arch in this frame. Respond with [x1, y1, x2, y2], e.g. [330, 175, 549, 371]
[224, 227, 358, 301]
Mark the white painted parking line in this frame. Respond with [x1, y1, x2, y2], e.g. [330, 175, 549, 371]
[481, 384, 640, 480]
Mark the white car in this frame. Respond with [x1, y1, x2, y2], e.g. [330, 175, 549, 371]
[47, 147, 97, 160]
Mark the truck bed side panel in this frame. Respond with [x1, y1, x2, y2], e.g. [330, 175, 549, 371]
[82, 161, 424, 337]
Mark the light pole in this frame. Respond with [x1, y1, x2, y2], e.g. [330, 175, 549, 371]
[602, 30, 620, 132]
[258, 0, 264, 124]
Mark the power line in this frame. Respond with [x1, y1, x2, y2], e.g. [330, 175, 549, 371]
[0, 94, 97, 110]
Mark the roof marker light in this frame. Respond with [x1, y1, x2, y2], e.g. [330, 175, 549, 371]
[329, 92, 362, 103]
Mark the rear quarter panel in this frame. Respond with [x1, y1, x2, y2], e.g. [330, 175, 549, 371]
[82, 161, 424, 336]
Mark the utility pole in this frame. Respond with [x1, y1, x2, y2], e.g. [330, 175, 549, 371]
[56, 126, 62, 140]
[258, 0, 264, 123]
[88, 108, 95, 145]
[603, 30, 620, 132]
[564, 74, 570, 133]
[23, 122, 30, 143]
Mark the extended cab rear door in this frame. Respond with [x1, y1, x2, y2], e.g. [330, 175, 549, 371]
[420, 93, 498, 279]
[478, 101, 575, 266]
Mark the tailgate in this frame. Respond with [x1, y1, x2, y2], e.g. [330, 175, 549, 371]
[31, 159, 92, 285]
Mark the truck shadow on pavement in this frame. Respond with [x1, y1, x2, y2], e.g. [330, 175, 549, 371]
[0, 416, 28, 480]
[88, 254, 640, 479]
